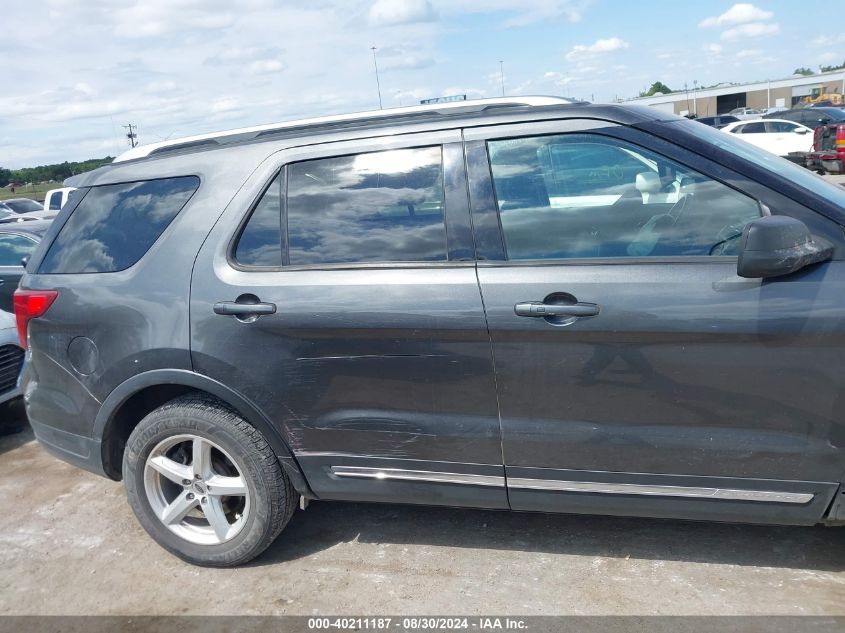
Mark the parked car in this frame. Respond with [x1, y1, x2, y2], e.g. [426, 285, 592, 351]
[765, 106, 845, 128]
[15, 97, 845, 567]
[0, 221, 49, 313]
[42, 186, 78, 213]
[806, 121, 845, 174]
[0, 198, 57, 223]
[694, 115, 740, 129]
[728, 107, 765, 120]
[720, 119, 814, 156]
[0, 308, 25, 411]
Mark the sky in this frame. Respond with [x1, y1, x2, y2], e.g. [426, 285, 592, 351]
[1, 0, 841, 168]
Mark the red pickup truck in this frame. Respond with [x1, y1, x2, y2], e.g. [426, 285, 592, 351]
[807, 122, 845, 174]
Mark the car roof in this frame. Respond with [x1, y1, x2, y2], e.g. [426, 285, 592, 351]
[0, 220, 50, 238]
[68, 99, 680, 187]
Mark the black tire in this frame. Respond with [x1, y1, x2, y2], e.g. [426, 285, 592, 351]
[123, 394, 296, 567]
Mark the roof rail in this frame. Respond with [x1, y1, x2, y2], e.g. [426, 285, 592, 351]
[113, 96, 576, 162]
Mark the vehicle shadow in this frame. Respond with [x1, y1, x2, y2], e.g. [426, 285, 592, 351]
[255, 498, 845, 572]
[0, 399, 31, 454]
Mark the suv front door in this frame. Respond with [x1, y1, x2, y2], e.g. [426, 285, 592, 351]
[465, 119, 842, 524]
[191, 131, 506, 509]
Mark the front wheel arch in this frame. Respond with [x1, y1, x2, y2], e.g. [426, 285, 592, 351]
[96, 369, 313, 497]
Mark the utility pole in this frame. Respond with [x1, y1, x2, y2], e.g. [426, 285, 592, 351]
[123, 123, 138, 148]
[371, 46, 383, 109]
[499, 60, 505, 96]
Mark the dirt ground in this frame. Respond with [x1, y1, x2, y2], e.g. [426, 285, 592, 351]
[0, 408, 844, 616]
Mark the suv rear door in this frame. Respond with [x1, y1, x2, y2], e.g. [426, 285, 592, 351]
[190, 131, 506, 508]
[464, 118, 842, 524]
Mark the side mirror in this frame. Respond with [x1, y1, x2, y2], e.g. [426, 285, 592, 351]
[737, 215, 833, 278]
[21, 256, 29, 268]
[795, 128, 809, 134]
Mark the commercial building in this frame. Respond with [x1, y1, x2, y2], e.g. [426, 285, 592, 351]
[628, 69, 845, 116]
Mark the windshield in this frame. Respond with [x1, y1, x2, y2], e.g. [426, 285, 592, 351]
[669, 118, 845, 212]
[5, 199, 43, 213]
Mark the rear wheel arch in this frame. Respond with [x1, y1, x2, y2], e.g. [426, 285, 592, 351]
[96, 369, 312, 496]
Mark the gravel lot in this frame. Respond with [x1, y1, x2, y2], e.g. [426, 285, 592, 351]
[1, 406, 844, 617]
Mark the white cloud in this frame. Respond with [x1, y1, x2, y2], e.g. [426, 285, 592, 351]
[433, 0, 587, 27]
[721, 21, 779, 40]
[699, 3, 773, 28]
[735, 48, 762, 59]
[811, 35, 845, 47]
[369, 0, 437, 26]
[565, 37, 629, 61]
[703, 43, 723, 55]
[246, 59, 285, 75]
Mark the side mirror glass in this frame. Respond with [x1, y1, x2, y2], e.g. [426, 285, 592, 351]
[737, 215, 833, 279]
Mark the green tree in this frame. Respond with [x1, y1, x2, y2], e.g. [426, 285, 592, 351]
[793, 67, 815, 76]
[7, 156, 114, 185]
[0, 167, 11, 188]
[639, 81, 672, 97]
[820, 61, 845, 73]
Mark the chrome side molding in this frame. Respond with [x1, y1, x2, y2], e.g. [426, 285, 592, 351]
[507, 478, 814, 504]
[329, 465, 814, 504]
[330, 466, 505, 488]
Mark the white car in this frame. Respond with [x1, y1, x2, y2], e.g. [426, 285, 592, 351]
[0, 309, 24, 408]
[42, 186, 77, 213]
[728, 107, 766, 120]
[720, 119, 814, 156]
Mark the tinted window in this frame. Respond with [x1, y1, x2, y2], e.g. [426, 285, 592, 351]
[487, 134, 760, 260]
[234, 174, 283, 267]
[739, 122, 765, 134]
[0, 234, 37, 266]
[766, 121, 798, 133]
[5, 199, 42, 213]
[48, 192, 63, 210]
[39, 176, 199, 274]
[286, 147, 446, 265]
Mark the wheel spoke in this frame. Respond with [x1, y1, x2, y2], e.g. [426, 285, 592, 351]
[206, 474, 247, 496]
[192, 437, 212, 479]
[201, 497, 231, 542]
[148, 455, 193, 485]
[160, 490, 198, 525]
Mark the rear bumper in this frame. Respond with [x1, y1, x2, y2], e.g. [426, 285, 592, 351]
[22, 360, 109, 478]
[29, 419, 107, 477]
[806, 152, 844, 174]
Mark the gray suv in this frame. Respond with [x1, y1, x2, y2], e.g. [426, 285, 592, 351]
[15, 97, 845, 566]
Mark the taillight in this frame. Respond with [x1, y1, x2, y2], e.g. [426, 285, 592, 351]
[13, 289, 58, 349]
[836, 125, 845, 151]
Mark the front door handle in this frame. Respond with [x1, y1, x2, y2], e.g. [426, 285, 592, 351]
[514, 301, 600, 318]
[213, 300, 276, 317]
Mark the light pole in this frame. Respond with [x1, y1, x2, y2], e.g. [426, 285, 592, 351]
[371, 46, 383, 109]
[499, 60, 505, 96]
[693, 79, 698, 116]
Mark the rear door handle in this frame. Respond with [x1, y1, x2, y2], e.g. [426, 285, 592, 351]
[514, 301, 600, 318]
[213, 301, 276, 317]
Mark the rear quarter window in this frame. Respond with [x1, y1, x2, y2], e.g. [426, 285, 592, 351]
[38, 176, 199, 274]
